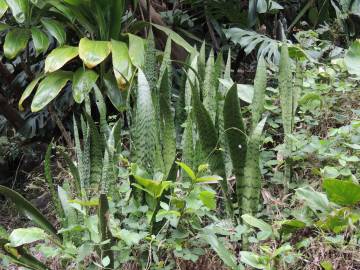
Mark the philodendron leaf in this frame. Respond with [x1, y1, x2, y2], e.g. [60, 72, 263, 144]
[72, 68, 99, 103]
[323, 179, 360, 206]
[31, 28, 50, 56]
[45, 46, 79, 73]
[9, 227, 48, 247]
[31, 71, 72, 112]
[344, 39, 360, 77]
[4, 28, 30, 59]
[18, 74, 45, 111]
[0, 185, 59, 240]
[79, 38, 111, 69]
[41, 19, 66, 46]
[111, 39, 132, 89]
[5, 0, 28, 23]
[0, 0, 8, 19]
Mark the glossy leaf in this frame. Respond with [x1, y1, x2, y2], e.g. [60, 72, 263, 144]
[72, 68, 99, 103]
[31, 28, 50, 56]
[18, 75, 45, 111]
[5, 0, 28, 23]
[4, 28, 30, 59]
[111, 39, 132, 89]
[44, 46, 78, 73]
[41, 19, 66, 46]
[31, 71, 72, 112]
[79, 38, 111, 69]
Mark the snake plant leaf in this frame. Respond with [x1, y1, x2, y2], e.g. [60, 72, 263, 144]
[0, 185, 60, 240]
[31, 28, 50, 56]
[31, 71, 72, 112]
[158, 37, 172, 90]
[223, 84, 247, 212]
[4, 28, 30, 59]
[132, 69, 157, 174]
[72, 68, 99, 103]
[128, 33, 145, 68]
[98, 194, 114, 268]
[251, 55, 266, 129]
[111, 39, 132, 90]
[9, 227, 48, 247]
[41, 19, 66, 46]
[241, 117, 267, 215]
[0, 0, 8, 19]
[79, 38, 111, 69]
[5, 0, 28, 23]
[44, 46, 79, 73]
[18, 74, 45, 111]
[58, 148, 81, 197]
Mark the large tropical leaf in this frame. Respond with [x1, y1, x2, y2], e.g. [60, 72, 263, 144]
[44, 46, 79, 73]
[4, 28, 30, 59]
[79, 38, 111, 68]
[111, 39, 132, 89]
[72, 68, 99, 103]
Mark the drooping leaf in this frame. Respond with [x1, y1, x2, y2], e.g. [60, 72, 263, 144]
[0, 185, 60, 240]
[5, 0, 28, 23]
[41, 19, 66, 46]
[31, 71, 72, 112]
[4, 28, 30, 59]
[251, 55, 266, 129]
[79, 38, 111, 69]
[18, 74, 45, 111]
[44, 46, 79, 73]
[31, 28, 50, 56]
[72, 68, 99, 103]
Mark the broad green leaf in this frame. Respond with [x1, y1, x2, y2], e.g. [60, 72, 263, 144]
[31, 28, 50, 56]
[133, 175, 171, 198]
[0, 185, 59, 240]
[242, 214, 272, 234]
[41, 19, 66, 46]
[111, 39, 132, 89]
[9, 227, 48, 247]
[152, 23, 194, 53]
[323, 179, 360, 206]
[103, 71, 125, 111]
[79, 38, 111, 69]
[199, 191, 216, 210]
[344, 39, 360, 76]
[196, 175, 223, 183]
[128, 33, 145, 68]
[176, 161, 196, 181]
[0, 0, 8, 18]
[240, 251, 266, 269]
[4, 28, 30, 59]
[31, 71, 72, 112]
[44, 46, 78, 73]
[201, 232, 240, 270]
[320, 261, 333, 270]
[278, 219, 306, 234]
[295, 186, 330, 213]
[18, 74, 45, 111]
[5, 0, 28, 23]
[219, 79, 254, 103]
[0, 23, 9, 31]
[72, 68, 98, 103]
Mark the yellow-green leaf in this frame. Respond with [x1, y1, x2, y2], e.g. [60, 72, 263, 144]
[0, 23, 9, 31]
[0, 0, 8, 19]
[18, 74, 45, 111]
[45, 46, 78, 73]
[128, 34, 145, 68]
[79, 38, 111, 69]
[4, 28, 30, 59]
[111, 39, 132, 89]
[5, 0, 28, 23]
[31, 71, 72, 112]
[72, 68, 99, 103]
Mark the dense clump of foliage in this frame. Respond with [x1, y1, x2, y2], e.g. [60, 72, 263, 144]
[1, 1, 360, 269]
